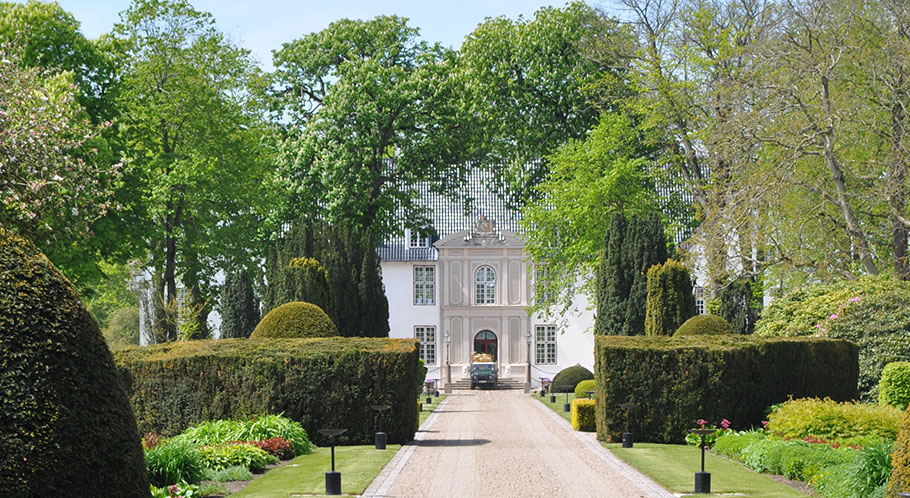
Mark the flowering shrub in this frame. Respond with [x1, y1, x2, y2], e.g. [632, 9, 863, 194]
[767, 398, 901, 446]
[685, 418, 734, 447]
[232, 437, 294, 460]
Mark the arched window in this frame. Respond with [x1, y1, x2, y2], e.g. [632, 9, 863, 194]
[475, 265, 495, 304]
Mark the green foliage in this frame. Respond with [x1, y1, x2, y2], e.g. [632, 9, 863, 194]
[251, 301, 338, 339]
[264, 220, 389, 338]
[86, 261, 140, 330]
[674, 314, 732, 336]
[644, 259, 696, 336]
[571, 399, 597, 432]
[552, 365, 594, 393]
[881, 362, 910, 410]
[718, 279, 760, 334]
[104, 305, 141, 347]
[594, 335, 859, 444]
[206, 465, 253, 483]
[219, 269, 259, 339]
[144, 438, 206, 487]
[196, 443, 277, 473]
[114, 337, 422, 446]
[888, 405, 910, 497]
[0, 229, 149, 495]
[174, 415, 313, 456]
[755, 275, 910, 400]
[574, 379, 597, 399]
[740, 438, 855, 481]
[269, 15, 473, 238]
[713, 431, 768, 460]
[596, 212, 670, 336]
[767, 398, 902, 446]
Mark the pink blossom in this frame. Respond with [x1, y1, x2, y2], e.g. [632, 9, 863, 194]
[849, 296, 860, 302]
[721, 419, 731, 429]
[830, 313, 839, 320]
[696, 419, 707, 427]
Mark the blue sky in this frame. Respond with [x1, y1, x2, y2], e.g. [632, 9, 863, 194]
[42, 0, 610, 70]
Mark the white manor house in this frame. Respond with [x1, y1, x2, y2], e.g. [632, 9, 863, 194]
[378, 170, 706, 391]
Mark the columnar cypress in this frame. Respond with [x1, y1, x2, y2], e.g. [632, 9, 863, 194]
[220, 269, 259, 339]
[595, 212, 669, 335]
[644, 259, 697, 336]
[358, 229, 390, 338]
[718, 278, 758, 334]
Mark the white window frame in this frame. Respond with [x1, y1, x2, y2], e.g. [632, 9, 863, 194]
[416, 326, 437, 365]
[535, 325, 557, 365]
[414, 265, 436, 305]
[474, 265, 496, 305]
[409, 229, 428, 248]
[534, 264, 554, 304]
[694, 285, 706, 315]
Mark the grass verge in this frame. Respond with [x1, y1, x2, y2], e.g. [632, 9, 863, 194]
[231, 445, 401, 498]
[605, 443, 808, 497]
[419, 394, 447, 426]
[532, 392, 578, 423]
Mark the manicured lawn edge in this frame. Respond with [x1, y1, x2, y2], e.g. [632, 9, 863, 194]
[532, 391, 578, 423]
[604, 443, 809, 497]
[419, 394, 448, 426]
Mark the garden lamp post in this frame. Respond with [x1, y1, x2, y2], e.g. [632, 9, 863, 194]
[444, 331, 452, 394]
[524, 331, 532, 393]
[563, 391, 571, 412]
[620, 403, 637, 448]
[317, 428, 348, 495]
[370, 405, 391, 450]
[425, 381, 433, 404]
[689, 429, 714, 494]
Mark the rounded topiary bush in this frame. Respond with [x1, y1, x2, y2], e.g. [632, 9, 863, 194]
[881, 362, 910, 411]
[574, 379, 596, 399]
[552, 365, 594, 393]
[0, 229, 149, 496]
[251, 301, 339, 338]
[675, 314, 733, 336]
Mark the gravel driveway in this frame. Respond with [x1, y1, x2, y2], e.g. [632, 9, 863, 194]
[364, 390, 674, 498]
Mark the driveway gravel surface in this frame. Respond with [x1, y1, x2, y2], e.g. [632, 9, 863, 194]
[363, 390, 674, 498]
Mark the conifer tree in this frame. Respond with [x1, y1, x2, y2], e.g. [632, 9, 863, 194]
[595, 212, 669, 335]
[644, 259, 697, 336]
[220, 269, 259, 339]
[718, 279, 758, 335]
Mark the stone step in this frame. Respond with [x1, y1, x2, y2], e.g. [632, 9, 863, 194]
[448, 378, 526, 390]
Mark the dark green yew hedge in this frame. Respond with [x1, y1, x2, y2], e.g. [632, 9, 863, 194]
[114, 338, 421, 446]
[594, 336, 859, 444]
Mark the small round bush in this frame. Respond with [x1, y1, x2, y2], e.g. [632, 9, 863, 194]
[552, 365, 594, 393]
[881, 362, 910, 411]
[674, 314, 733, 336]
[574, 379, 597, 399]
[251, 301, 338, 338]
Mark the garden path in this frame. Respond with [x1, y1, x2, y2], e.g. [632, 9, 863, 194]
[363, 390, 675, 498]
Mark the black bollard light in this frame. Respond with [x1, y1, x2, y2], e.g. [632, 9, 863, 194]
[370, 405, 391, 450]
[689, 429, 714, 494]
[584, 390, 595, 400]
[549, 392, 556, 403]
[620, 403, 638, 448]
[425, 382, 433, 405]
[563, 391, 571, 412]
[317, 428, 348, 495]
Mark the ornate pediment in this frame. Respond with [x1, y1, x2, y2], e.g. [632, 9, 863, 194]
[469, 215, 499, 244]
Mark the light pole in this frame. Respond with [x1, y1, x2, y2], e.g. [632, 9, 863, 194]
[524, 330, 532, 393]
[444, 331, 452, 394]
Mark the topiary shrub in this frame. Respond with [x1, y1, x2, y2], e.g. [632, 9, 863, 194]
[574, 379, 597, 399]
[571, 399, 596, 432]
[552, 365, 594, 393]
[250, 301, 338, 338]
[889, 405, 910, 497]
[0, 229, 150, 496]
[882, 362, 910, 411]
[644, 259, 696, 336]
[675, 314, 732, 336]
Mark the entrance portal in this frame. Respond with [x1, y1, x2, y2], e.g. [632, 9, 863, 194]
[473, 330, 497, 361]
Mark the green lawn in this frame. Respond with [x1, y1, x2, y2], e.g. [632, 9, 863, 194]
[533, 391, 578, 422]
[605, 443, 808, 497]
[231, 445, 401, 498]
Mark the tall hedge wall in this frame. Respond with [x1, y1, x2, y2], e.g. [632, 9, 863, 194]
[594, 336, 858, 444]
[114, 337, 421, 446]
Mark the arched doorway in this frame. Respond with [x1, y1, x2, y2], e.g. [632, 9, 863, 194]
[473, 330, 497, 361]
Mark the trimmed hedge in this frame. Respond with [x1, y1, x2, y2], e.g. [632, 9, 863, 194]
[881, 362, 910, 411]
[251, 301, 338, 339]
[572, 399, 596, 432]
[0, 229, 150, 496]
[552, 365, 594, 393]
[594, 335, 859, 444]
[675, 314, 732, 336]
[114, 337, 421, 446]
[574, 379, 596, 398]
[889, 405, 910, 497]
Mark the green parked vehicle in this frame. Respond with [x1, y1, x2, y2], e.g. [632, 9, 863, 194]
[470, 363, 497, 390]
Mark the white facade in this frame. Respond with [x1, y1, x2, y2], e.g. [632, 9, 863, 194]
[381, 217, 595, 388]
